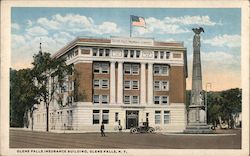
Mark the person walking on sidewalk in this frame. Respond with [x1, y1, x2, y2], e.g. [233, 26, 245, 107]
[101, 122, 105, 137]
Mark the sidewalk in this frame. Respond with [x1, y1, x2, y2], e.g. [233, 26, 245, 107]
[10, 127, 241, 135]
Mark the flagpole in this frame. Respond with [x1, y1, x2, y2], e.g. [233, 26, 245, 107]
[130, 15, 132, 37]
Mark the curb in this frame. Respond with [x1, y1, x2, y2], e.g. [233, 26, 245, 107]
[161, 133, 237, 136]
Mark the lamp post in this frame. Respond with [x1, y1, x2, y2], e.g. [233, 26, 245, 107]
[205, 82, 212, 124]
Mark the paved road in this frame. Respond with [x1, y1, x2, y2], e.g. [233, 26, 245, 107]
[10, 129, 241, 149]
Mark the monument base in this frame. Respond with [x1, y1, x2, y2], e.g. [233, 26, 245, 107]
[184, 123, 214, 134]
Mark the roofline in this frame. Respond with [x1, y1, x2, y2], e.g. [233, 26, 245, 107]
[52, 36, 186, 59]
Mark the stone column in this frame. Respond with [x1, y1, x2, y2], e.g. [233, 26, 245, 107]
[147, 63, 153, 105]
[140, 63, 146, 105]
[110, 61, 116, 104]
[117, 61, 123, 104]
[189, 27, 205, 124]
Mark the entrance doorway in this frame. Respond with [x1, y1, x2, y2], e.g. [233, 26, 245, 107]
[126, 111, 139, 129]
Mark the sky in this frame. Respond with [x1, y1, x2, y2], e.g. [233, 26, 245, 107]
[11, 8, 241, 91]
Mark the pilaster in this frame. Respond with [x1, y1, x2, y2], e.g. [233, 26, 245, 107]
[110, 61, 116, 104]
[147, 63, 153, 105]
[140, 63, 146, 105]
[117, 61, 124, 104]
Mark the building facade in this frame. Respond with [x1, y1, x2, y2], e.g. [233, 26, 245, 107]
[28, 36, 188, 132]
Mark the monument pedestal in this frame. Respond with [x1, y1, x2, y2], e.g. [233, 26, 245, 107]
[184, 123, 214, 134]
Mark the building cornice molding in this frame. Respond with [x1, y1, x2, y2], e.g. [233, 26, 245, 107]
[53, 37, 187, 59]
[66, 56, 184, 66]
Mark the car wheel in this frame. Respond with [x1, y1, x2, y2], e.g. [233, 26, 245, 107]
[210, 125, 215, 130]
[148, 128, 155, 133]
[130, 128, 138, 134]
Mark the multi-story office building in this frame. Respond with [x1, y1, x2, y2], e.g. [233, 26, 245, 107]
[29, 36, 188, 132]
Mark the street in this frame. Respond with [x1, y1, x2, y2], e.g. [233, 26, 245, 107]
[10, 129, 241, 149]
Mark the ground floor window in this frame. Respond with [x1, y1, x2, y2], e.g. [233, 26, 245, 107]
[57, 112, 60, 122]
[102, 110, 109, 124]
[67, 110, 73, 126]
[155, 111, 161, 124]
[93, 110, 100, 124]
[115, 112, 119, 122]
[60, 111, 63, 122]
[164, 111, 170, 124]
[93, 110, 109, 124]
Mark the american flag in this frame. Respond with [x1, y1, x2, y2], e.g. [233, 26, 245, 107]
[131, 15, 146, 27]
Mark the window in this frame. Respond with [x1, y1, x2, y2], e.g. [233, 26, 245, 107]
[124, 80, 139, 90]
[94, 80, 99, 88]
[162, 65, 168, 75]
[94, 95, 109, 104]
[102, 80, 109, 89]
[69, 81, 74, 91]
[102, 110, 109, 124]
[155, 111, 161, 124]
[94, 63, 100, 73]
[160, 51, 164, 59]
[105, 49, 110, 56]
[94, 80, 109, 89]
[124, 50, 129, 57]
[93, 110, 100, 124]
[154, 65, 160, 74]
[154, 51, 158, 59]
[70, 110, 73, 118]
[136, 50, 140, 58]
[162, 81, 168, 90]
[154, 96, 160, 104]
[154, 81, 169, 91]
[132, 96, 139, 104]
[154, 96, 169, 105]
[67, 96, 73, 104]
[115, 112, 119, 122]
[154, 81, 160, 90]
[124, 96, 130, 104]
[60, 112, 63, 122]
[154, 65, 169, 75]
[102, 95, 108, 104]
[164, 111, 170, 124]
[166, 52, 170, 59]
[74, 50, 78, 56]
[124, 81, 131, 89]
[93, 48, 98, 56]
[162, 96, 168, 105]
[99, 49, 104, 56]
[93, 95, 99, 104]
[124, 64, 131, 74]
[130, 50, 134, 58]
[102, 63, 109, 73]
[57, 112, 59, 121]
[124, 64, 139, 75]
[131, 64, 139, 74]
[132, 81, 139, 89]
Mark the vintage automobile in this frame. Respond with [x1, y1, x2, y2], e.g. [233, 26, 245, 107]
[130, 122, 155, 134]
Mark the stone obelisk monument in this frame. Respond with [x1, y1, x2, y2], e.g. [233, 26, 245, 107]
[184, 27, 213, 133]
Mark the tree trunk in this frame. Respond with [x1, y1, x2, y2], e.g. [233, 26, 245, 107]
[31, 112, 34, 131]
[46, 105, 49, 132]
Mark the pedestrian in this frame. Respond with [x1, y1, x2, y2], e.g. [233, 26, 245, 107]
[100, 122, 105, 137]
[118, 120, 122, 132]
